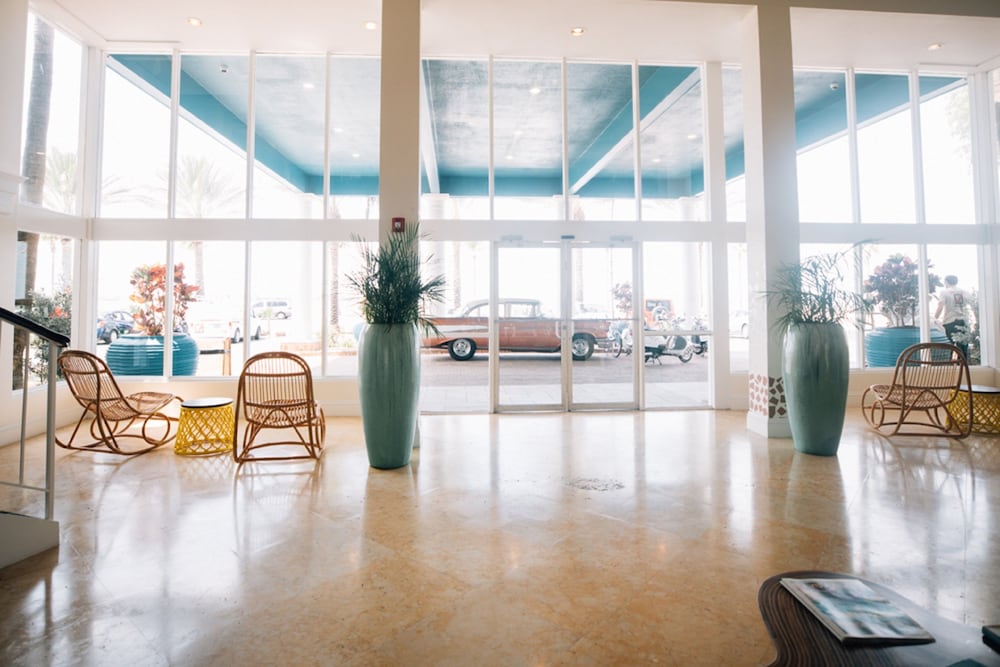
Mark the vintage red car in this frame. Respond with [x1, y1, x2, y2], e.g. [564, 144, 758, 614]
[423, 298, 612, 361]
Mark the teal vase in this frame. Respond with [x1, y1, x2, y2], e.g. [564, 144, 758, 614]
[783, 322, 848, 456]
[358, 323, 420, 469]
[106, 333, 199, 376]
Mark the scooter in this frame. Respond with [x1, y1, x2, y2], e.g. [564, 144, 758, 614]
[683, 314, 709, 356]
[608, 320, 633, 358]
[643, 329, 694, 364]
[608, 321, 694, 364]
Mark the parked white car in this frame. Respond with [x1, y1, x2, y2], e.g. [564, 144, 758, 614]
[186, 303, 264, 346]
[252, 299, 292, 319]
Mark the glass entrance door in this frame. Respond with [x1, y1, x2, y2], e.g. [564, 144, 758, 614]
[492, 240, 637, 411]
[494, 244, 564, 411]
[570, 243, 637, 409]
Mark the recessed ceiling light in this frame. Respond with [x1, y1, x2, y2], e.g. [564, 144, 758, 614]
[365, 21, 377, 31]
[333, 127, 344, 133]
[303, 82, 315, 90]
[652, 157, 662, 163]
[352, 152, 360, 158]
[570, 27, 585, 37]
[529, 86, 541, 95]
[687, 133, 699, 140]
[186, 17, 202, 27]
[513, 130, 524, 137]
[505, 154, 514, 160]
[928, 42, 943, 51]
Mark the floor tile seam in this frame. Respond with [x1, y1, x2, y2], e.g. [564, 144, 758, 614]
[3, 594, 165, 664]
[562, 598, 717, 667]
[376, 546, 480, 595]
[582, 507, 683, 543]
[551, 509, 693, 576]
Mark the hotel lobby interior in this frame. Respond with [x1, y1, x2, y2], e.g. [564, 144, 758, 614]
[3, 0, 1000, 664]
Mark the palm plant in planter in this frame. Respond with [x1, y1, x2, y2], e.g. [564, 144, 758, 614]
[862, 254, 944, 367]
[347, 224, 445, 469]
[106, 263, 200, 376]
[766, 247, 870, 456]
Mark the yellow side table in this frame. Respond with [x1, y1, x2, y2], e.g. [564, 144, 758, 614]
[175, 397, 235, 455]
[947, 385, 1000, 435]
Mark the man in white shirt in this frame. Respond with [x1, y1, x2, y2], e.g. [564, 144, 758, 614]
[935, 274, 970, 360]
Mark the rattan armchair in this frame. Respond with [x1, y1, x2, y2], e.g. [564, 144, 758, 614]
[233, 352, 325, 462]
[57, 349, 182, 455]
[861, 342, 973, 438]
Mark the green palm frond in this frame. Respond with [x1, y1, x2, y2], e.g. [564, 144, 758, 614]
[347, 224, 446, 332]
[765, 244, 871, 331]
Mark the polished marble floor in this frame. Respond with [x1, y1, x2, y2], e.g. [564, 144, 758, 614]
[2, 410, 999, 666]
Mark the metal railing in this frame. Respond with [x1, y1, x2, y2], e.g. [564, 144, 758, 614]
[0, 306, 70, 520]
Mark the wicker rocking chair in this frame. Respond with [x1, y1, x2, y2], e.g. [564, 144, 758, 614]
[57, 350, 182, 455]
[861, 342, 973, 438]
[234, 352, 325, 462]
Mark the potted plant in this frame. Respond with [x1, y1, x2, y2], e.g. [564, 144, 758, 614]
[766, 246, 870, 456]
[347, 224, 445, 469]
[106, 263, 200, 376]
[862, 254, 945, 367]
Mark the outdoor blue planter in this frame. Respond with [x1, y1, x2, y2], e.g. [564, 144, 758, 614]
[865, 327, 950, 367]
[106, 333, 199, 376]
[357, 323, 420, 469]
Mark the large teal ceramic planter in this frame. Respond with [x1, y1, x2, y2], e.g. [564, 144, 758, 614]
[358, 323, 420, 469]
[864, 327, 950, 367]
[106, 333, 199, 376]
[783, 322, 849, 456]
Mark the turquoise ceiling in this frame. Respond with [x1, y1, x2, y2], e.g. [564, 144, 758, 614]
[111, 54, 960, 200]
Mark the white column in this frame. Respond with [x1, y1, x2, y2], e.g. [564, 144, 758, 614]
[0, 0, 27, 219]
[703, 62, 731, 407]
[0, 1, 29, 420]
[0, 0, 28, 185]
[742, 5, 800, 438]
[378, 0, 421, 244]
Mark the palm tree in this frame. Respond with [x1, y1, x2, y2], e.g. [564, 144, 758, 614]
[175, 154, 242, 217]
[42, 147, 77, 213]
[19, 17, 53, 297]
[174, 155, 241, 298]
[14, 17, 54, 390]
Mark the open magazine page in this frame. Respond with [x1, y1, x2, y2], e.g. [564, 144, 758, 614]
[780, 578, 935, 645]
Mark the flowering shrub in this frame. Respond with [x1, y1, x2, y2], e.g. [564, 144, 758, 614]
[129, 263, 198, 336]
[14, 287, 72, 386]
[863, 254, 941, 327]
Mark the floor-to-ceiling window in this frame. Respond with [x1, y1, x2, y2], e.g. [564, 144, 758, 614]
[13, 14, 82, 390]
[88, 52, 381, 379]
[11, 7, 999, 411]
[793, 69, 987, 368]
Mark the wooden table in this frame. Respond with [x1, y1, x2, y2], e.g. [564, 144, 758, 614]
[758, 571, 1000, 666]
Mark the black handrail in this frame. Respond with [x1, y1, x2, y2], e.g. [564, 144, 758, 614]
[0, 306, 70, 347]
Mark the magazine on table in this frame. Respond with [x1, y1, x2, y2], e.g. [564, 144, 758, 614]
[780, 577, 935, 645]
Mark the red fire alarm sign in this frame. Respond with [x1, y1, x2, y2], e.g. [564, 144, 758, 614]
[392, 217, 405, 233]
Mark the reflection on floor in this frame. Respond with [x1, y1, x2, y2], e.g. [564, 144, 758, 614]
[2, 411, 998, 665]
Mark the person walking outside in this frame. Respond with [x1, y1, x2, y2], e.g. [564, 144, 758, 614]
[935, 274, 971, 360]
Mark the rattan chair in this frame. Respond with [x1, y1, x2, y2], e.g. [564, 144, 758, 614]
[861, 342, 973, 438]
[57, 349, 182, 455]
[233, 351, 325, 462]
